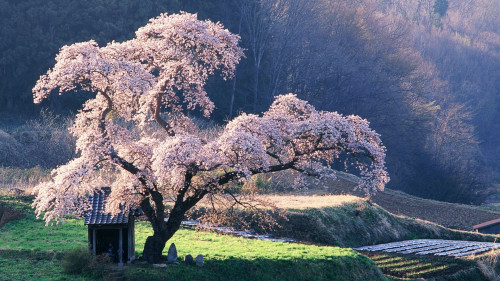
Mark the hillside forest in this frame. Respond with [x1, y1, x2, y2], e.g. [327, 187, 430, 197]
[1, 0, 499, 204]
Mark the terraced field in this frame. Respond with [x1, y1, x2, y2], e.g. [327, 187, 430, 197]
[365, 253, 469, 279]
[356, 239, 500, 257]
[371, 190, 500, 230]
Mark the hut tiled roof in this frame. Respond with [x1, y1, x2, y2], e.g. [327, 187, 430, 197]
[84, 187, 141, 225]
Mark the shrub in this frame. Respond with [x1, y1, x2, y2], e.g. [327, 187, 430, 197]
[61, 247, 110, 278]
[61, 247, 93, 274]
[90, 254, 112, 278]
[0, 129, 23, 167]
[13, 110, 76, 169]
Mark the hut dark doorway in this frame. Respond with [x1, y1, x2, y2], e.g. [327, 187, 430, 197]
[99, 229, 128, 261]
[84, 187, 141, 266]
[89, 227, 130, 264]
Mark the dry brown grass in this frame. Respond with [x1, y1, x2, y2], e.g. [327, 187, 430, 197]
[257, 194, 363, 209]
[0, 166, 50, 198]
[474, 246, 500, 280]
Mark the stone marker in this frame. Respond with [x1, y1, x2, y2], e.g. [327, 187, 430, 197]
[196, 254, 204, 267]
[184, 254, 194, 265]
[167, 243, 178, 263]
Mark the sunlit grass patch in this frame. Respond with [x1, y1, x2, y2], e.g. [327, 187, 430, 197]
[390, 262, 435, 271]
[369, 254, 389, 260]
[134, 221, 362, 261]
[128, 226, 385, 281]
[374, 256, 404, 264]
[405, 265, 449, 277]
[127, 221, 388, 280]
[0, 217, 87, 251]
[377, 260, 420, 268]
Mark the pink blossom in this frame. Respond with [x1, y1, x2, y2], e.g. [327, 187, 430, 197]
[32, 13, 388, 237]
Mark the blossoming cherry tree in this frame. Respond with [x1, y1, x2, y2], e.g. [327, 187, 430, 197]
[32, 12, 389, 263]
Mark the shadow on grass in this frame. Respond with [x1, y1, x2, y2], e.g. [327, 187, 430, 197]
[0, 248, 64, 260]
[0, 204, 25, 228]
[125, 256, 386, 281]
[0, 248, 101, 281]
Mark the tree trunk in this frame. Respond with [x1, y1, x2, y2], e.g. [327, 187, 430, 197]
[139, 176, 206, 263]
[141, 222, 180, 263]
[140, 202, 185, 263]
[229, 71, 237, 120]
[142, 232, 168, 263]
[229, 16, 243, 120]
[252, 65, 260, 113]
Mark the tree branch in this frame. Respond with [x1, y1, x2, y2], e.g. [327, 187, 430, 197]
[153, 93, 176, 136]
[98, 91, 153, 188]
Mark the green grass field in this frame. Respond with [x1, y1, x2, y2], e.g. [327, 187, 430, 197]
[1, 192, 497, 281]
[0, 196, 386, 281]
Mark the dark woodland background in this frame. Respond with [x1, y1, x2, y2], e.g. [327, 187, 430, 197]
[1, 0, 500, 204]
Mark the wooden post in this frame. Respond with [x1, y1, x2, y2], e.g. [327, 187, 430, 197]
[131, 219, 135, 261]
[92, 229, 96, 256]
[127, 225, 132, 263]
[88, 229, 91, 251]
[118, 227, 123, 266]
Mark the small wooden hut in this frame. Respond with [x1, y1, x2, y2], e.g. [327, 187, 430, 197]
[84, 187, 142, 265]
[473, 218, 500, 234]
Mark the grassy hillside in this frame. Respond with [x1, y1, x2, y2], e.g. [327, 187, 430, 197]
[0, 196, 386, 281]
[296, 173, 500, 231]
[243, 194, 497, 248]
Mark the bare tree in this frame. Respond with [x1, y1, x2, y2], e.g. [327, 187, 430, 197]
[237, 0, 272, 112]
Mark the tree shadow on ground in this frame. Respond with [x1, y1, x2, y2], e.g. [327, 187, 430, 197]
[124, 256, 386, 281]
[0, 249, 63, 260]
